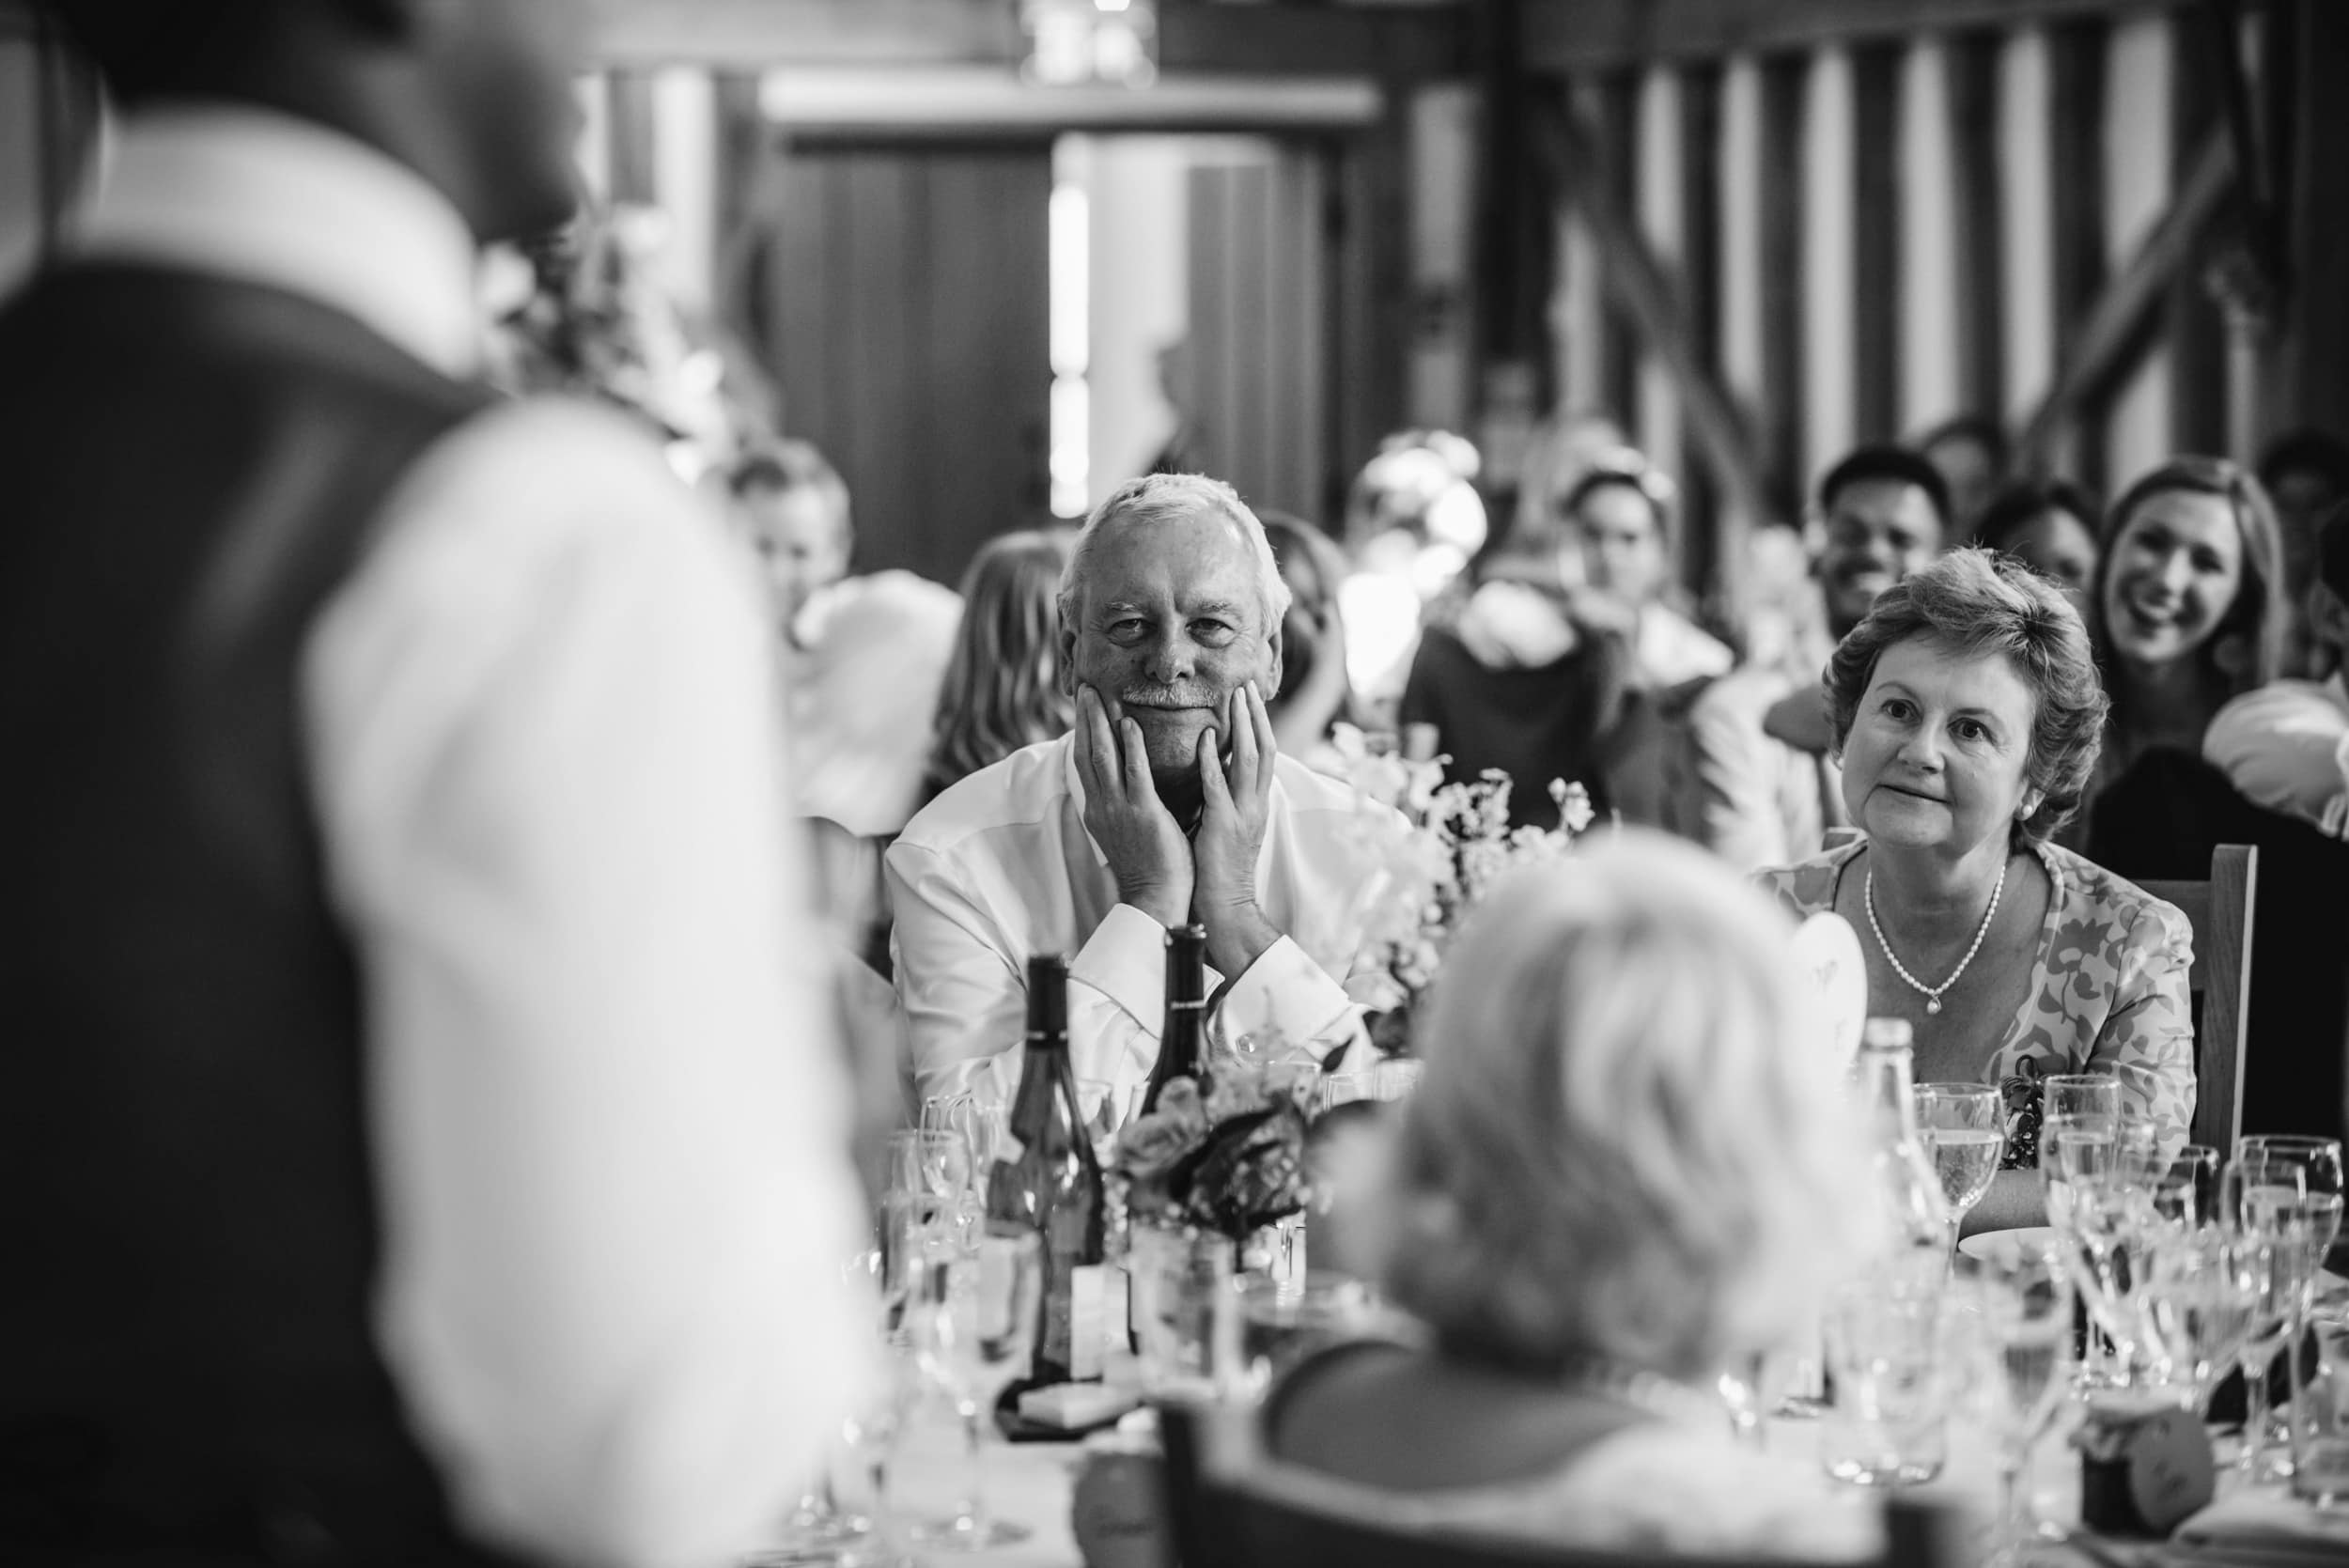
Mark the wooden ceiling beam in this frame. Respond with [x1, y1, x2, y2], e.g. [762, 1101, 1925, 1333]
[1524, 0, 2186, 72]
[595, 0, 1472, 77]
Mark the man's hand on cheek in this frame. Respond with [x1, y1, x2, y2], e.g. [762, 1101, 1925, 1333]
[1192, 682, 1281, 977]
[1074, 685, 1194, 927]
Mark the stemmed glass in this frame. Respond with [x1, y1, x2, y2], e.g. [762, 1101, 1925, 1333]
[1971, 1237, 2075, 1568]
[880, 1130, 972, 1334]
[2139, 1229, 2265, 1419]
[2043, 1116, 2139, 1381]
[2227, 1137, 2345, 1483]
[902, 1226, 1045, 1551]
[1916, 1082, 2003, 1253]
[1074, 1079, 1144, 1167]
[924, 1092, 1008, 1171]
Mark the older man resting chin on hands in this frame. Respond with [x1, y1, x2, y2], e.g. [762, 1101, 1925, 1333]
[888, 473, 1393, 1105]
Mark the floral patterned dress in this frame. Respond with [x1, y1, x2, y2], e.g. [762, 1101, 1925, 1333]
[1755, 838, 2198, 1165]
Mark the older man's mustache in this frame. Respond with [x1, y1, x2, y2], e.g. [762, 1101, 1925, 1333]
[1120, 683, 1220, 710]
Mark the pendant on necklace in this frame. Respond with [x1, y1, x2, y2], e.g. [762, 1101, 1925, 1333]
[1926, 999, 1942, 1016]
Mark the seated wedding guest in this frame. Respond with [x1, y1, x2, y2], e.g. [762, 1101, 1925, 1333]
[1562, 450, 1735, 688]
[889, 473, 1390, 1102]
[1269, 834, 1878, 1560]
[1680, 445, 1950, 869]
[1915, 411, 2008, 539]
[2204, 502, 2349, 836]
[1398, 503, 1651, 831]
[1336, 430, 1488, 721]
[1759, 551, 2195, 1230]
[731, 439, 961, 836]
[3, 4, 872, 1566]
[921, 527, 1076, 803]
[1974, 476, 2100, 618]
[1262, 513, 1361, 768]
[2077, 456, 2291, 869]
[2199, 504, 2349, 1148]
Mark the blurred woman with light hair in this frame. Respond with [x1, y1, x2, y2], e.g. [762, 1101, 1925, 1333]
[920, 529, 1077, 803]
[1270, 832, 1879, 1560]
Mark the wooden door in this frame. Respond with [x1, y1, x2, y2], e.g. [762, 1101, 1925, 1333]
[744, 140, 1052, 588]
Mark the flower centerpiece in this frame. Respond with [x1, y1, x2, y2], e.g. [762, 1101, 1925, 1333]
[1330, 723, 1594, 1054]
[1114, 1063, 1315, 1388]
[1112, 1065, 1312, 1244]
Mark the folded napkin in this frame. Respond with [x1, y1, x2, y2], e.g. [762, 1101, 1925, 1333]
[2166, 1490, 2349, 1565]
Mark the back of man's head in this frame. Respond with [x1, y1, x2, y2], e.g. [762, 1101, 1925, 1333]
[1816, 444, 1952, 536]
[42, 0, 592, 244]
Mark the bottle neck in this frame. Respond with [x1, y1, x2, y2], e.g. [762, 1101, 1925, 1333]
[1855, 1043, 1921, 1146]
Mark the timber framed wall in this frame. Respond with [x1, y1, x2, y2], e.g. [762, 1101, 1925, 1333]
[1516, 0, 2329, 614]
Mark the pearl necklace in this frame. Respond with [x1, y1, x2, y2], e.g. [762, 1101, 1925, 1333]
[1863, 857, 2008, 1017]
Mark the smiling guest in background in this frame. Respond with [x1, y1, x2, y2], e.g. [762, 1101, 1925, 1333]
[888, 473, 1393, 1104]
[1758, 551, 2195, 1233]
[1973, 476, 2101, 620]
[2072, 458, 2292, 875]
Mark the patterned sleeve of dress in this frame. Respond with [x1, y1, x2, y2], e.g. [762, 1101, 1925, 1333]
[2087, 896, 2199, 1152]
[1749, 858, 1837, 924]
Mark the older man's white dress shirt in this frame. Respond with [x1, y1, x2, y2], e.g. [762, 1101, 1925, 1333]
[888, 734, 1391, 1101]
[73, 108, 873, 1568]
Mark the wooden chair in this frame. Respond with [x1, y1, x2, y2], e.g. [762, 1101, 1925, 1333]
[2139, 844, 2258, 1156]
[1158, 1399, 1964, 1568]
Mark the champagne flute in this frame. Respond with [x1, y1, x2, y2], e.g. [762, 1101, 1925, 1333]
[1916, 1082, 2003, 1252]
[909, 1226, 1045, 1551]
[2218, 1160, 2310, 1483]
[2233, 1138, 2344, 1483]
[1972, 1238, 2074, 1568]
[887, 1128, 975, 1203]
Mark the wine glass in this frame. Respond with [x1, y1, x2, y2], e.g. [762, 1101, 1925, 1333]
[887, 1128, 975, 1203]
[923, 1093, 1008, 1170]
[2155, 1144, 2223, 1229]
[2044, 1116, 2153, 1386]
[2042, 1072, 2121, 1125]
[2230, 1138, 2344, 1483]
[1916, 1082, 2003, 1251]
[905, 1226, 1045, 1551]
[1968, 1237, 2074, 1568]
[2140, 1228, 2265, 1418]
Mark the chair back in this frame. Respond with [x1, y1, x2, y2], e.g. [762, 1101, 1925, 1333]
[1158, 1398, 1960, 1568]
[2139, 844, 2257, 1156]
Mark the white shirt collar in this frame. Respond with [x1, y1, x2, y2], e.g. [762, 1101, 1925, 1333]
[70, 106, 483, 378]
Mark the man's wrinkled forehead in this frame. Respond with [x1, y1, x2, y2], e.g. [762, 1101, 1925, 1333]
[1077, 507, 1260, 610]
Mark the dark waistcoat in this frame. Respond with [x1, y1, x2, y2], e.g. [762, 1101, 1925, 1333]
[0, 263, 522, 1567]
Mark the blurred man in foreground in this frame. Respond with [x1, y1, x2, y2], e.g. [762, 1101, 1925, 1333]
[0, 4, 871, 1564]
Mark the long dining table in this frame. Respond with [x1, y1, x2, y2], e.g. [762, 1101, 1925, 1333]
[863, 1399, 2139, 1567]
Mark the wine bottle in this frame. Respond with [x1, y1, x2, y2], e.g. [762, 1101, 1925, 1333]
[985, 954, 1106, 1386]
[1143, 924, 1209, 1112]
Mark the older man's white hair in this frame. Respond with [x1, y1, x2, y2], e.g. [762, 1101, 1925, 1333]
[1057, 473, 1294, 629]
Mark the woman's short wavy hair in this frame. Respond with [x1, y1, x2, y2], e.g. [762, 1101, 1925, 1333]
[1825, 548, 2108, 846]
[1368, 833, 1870, 1383]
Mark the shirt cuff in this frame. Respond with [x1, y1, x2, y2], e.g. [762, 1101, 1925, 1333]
[1213, 934, 1360, 1059]
[1070, 901, 1175, 1036]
